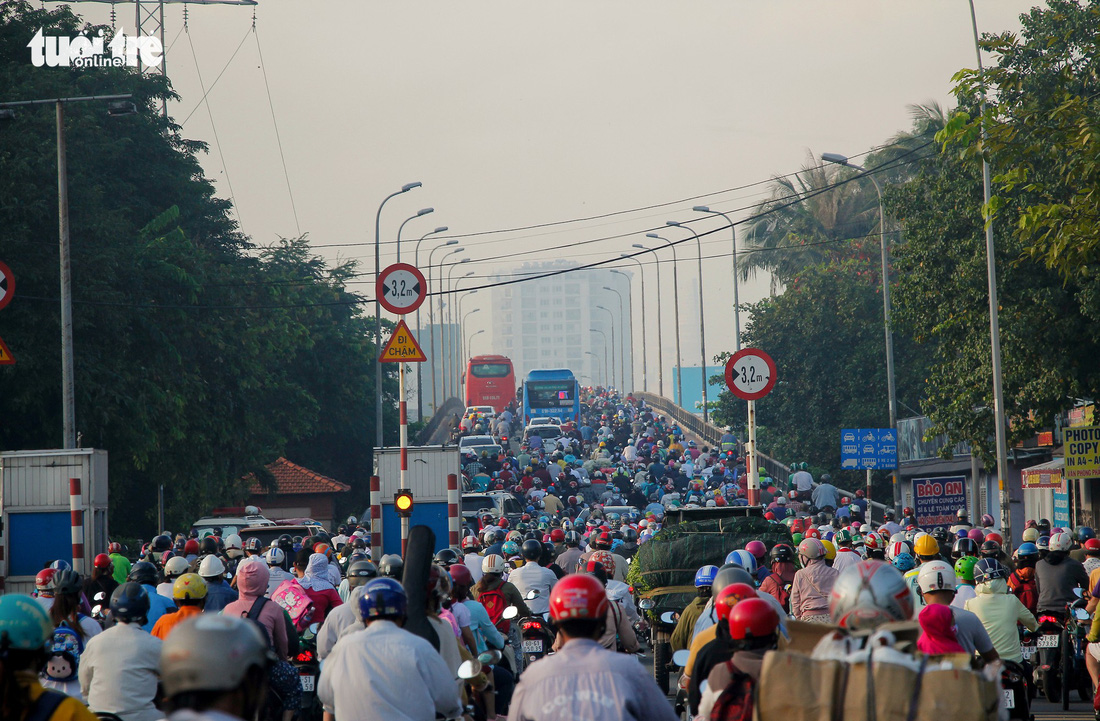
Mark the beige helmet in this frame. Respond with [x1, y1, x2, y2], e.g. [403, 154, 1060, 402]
[163, 556, 191, 580]
[161, 615, 273, 698]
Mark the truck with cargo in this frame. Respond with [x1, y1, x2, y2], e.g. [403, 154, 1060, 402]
[0, 449, 109, 595]
[371, 445, 461, 555]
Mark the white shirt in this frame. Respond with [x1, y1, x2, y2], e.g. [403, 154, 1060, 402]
[317, 586, 365, 660]
[78, 621, 162, 721]
[463, 554, 485, 583]
[156, 581, 175, 600]
[831, 548, 860, 575]
[506, 563, 558, 615]
[318, 620, 463, 721]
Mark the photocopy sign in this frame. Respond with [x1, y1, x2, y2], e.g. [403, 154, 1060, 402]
[1065, 425, 1100, 480]
[912, 476, 967, 529]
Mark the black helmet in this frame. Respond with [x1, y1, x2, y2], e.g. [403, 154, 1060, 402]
[110, 582, 150, 623]
[52, 569, 83, 596]
[338, 524, 349, 535]
[713, 563, 754, 592]
[378, 554, 404, 580]
[980, 540, 1002, 559]
[1037, 518, 1052, 535]
[151, 534, 172, 553]
[564, 530, 581, 547]
[621, 528, 638, 543]
[128, 560, 159, 586]
[769, 543, 795, 564]
[952, 537, 979, 559]
[931, 527, 951, 547]
[494, 529, 506, 543]
[243, 537, 263, 554]
[973, 557, 1008, 585]
[523, 531, 539, 542]
[200, 537, 218, 556]
[314, 531, 332, 546]
[434, 548, 460, 567]
[520, 539, 543, 562]
[347, 560, 379, 589]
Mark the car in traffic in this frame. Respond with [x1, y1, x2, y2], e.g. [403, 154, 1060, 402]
[459, 434, 502, 457]
[190, 508, 276, 538]
[462, 492, 525, 531]
[522, 423, 563, 447]
[464, 405, 497, 420]
[238, 524, 321, 550]
[528, 416, 561, 426]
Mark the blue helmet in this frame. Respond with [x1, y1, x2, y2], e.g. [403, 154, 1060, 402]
[109, 582, 150, 623]
[0, 595, 54, 651]
[694, 565, 718, 588]
[973, 558, 1008, 585]
[359, 577, 407, 620]
[1015, 542, 1039, 559]
[725, 550, 758, 574]
[891, 552, 916, 572]
[1036, 535, 1050, 551]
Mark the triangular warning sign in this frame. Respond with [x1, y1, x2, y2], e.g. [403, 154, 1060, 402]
[0, 334, 14, 365]
[379, 319, 426, 363]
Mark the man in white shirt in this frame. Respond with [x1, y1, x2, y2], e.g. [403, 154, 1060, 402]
[508, 541, 559, 615]
[319, 578, 462, 721]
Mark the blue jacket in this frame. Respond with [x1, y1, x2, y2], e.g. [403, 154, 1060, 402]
[139, 583, 177, 632]
[202, 579, 238, 613]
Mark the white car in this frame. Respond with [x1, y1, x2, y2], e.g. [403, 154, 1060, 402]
[464, 405, 496, 419]
[529, 416, 561, 426]
[523, 424, 563, 447]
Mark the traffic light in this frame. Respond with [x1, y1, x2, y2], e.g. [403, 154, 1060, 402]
[394, 490, 414, 517]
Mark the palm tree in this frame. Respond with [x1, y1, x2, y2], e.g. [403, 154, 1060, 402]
[870, 101, 949, 183]
[739, 150, 877, 292]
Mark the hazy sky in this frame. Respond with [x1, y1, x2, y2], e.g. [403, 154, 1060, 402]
[62, 0, 1039, 380]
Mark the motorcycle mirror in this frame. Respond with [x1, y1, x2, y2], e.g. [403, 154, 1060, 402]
[457, 659, 482, 680]
[525, 589, 540, 600]
[91, 605, 102, 616]
[479, 649, 502, 666]
[638, 598, 655, 611]
[1075, 607, 1090, 621]
[1074, 587, 1085, 599]
[94, 592, 106, 602]
[660, 611, 677, 624]
[308, 622, 320, 634]
[502, 606, 519, 620]
[671, 649, 691, 668]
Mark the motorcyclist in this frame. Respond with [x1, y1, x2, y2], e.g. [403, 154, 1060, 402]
[556, 530, 584, 574]
[509, 574, 677, 721]
[318, 577, 463, 721]
[790, 539, 839, 623]
[82, 555, 119, 608]
[157, 556, 190, 600]
[151, 574, 206, 640]
[159, 614, 273, 721]
[683, 582, 758, 716]
[221, 560, 289, 659]
[759, 543, 796, 613]
[108, 542, 132, 585]
[917, 560, 998, 662]
[0, 594, 98, 721]
[317, 559, 377, 660]
[264, 547, 295, 596]
[1036, 530, 1090, 621]
[78, 583, 162, 721]
[964, 558, 1037, 664]
[461, 535, 485, 583]
[696, 597, 781, 720]
[670, 565, 716, 651]
[196, 555, 237, 613]
[291, 551, 342, 624]
[508, 540, 559, 614]
[1008, 542, 1040, 615]
[952, 555, 979, 609]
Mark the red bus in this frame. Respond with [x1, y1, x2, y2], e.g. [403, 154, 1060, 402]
[465, 355, 515, 413]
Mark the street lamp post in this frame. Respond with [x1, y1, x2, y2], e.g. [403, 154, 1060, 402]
[415, 228, 449, 420]
[693, 206, 741, 352]
[465, 328, 485, 369]
[426, 240, 459, 415]
[592, 329, 610, 388]
[585, 351, 604, 387]
[667, 221, 709, 423]
[595, 305, 616, 390]
[0, 93, 136, 449]
[603, 284, 628, 391]
[459, 296, 480, 377]
[615, 260, 646, 392]
[823, 152, 898, 512]
[375, 181, 422, 448]
[446, 266, 474, 399]
[631, 242, 665, 397]
[395, 208, 434, 263]
[646, 233, 683, 407]
[436, 248, 465, 406]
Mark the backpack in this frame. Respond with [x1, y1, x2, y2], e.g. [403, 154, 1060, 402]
[766, 573, 791, 612]
[709, 663, 756, 721]
[44, 620, 86, 682]
[480, 587, 510, 634]
[271, 578, 316, 632]
[1009, 571, 1039, 615]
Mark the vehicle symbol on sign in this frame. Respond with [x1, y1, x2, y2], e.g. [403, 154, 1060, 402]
[842, 458, 858, 469]
[843, 432, 855, 442]
[862, 431, 875, 442]
[862, 445, 875, 455]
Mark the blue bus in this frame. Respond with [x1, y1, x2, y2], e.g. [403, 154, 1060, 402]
[522, 368, 580, 425]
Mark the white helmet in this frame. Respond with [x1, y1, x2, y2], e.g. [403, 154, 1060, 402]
[164, 556, 191, 579]
[886, 540, 911, 562]
[829, 560, 913, 630]
[161, 615, 273, 698]
[889, 532, 907, 544]
[198, 555, 226, 577]
[223, 534, 242, 550]
[917, 560, 957, 594]
[798, 538, 825, 560]
[1049, 531, 1073, 553]
[482, 554, 506, 575]
[265, 548, 285, 566]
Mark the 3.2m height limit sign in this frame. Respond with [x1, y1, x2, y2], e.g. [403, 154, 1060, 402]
[725, 348, 776, 506]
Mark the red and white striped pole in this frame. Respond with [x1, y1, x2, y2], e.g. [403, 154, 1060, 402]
[370, 475, 382, 560]
[69, 477, 85, 574]
[399, 343, 410, 557]
[447, 473, 460, 548]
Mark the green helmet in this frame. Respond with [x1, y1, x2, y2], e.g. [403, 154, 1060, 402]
[791, 532, 804, 545]
[954, 555, 979, 583]
[835, 529, 852, 545]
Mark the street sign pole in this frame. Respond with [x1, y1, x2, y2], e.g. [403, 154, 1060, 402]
[866, 468, 872, 514]
[724, 347, 776, 507]
[747, 399, 759, 506]
[399, 341, 408, 555]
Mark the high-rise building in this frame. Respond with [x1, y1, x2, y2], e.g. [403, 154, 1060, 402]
[488, 261, 632, 389]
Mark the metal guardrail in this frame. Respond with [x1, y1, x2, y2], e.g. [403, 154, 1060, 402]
[415, 397, 464, 445]
[636, 392, 890, 520]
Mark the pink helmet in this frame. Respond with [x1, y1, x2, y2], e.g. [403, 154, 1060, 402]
[967, 528, 985, 543]
[745, 540, 767, 560]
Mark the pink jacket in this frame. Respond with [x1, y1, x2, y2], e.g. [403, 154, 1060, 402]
[790, 559, 839, 619]
[223, 560, 289, 658]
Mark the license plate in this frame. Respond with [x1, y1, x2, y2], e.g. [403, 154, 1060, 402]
[300, 675, 315, 692]
[523, 639, 543, 653]
[1002, 688, 1014, 709]
[1020, 645, 1036, 659]
[1038, 634, 1059, 648]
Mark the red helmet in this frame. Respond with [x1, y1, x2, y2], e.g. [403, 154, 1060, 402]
[587, 550, 616, 577]
[108, 542, 122, 554]
[449, 563, 473, 587]
[550, 528, 565, 543]
[498, 517, 510, 529]
[713, 582, 758, 622]
[461, 535, 480, 550]
[93, 553, 112, 569]
[714, 495, 727, 507]
[184, 539, 200, 555]
[788, 490, 797, 500]
[727, 597, 780, 642]
[1085, 538, 1100, 552]
[549, 573, 608, 621]
[764, 512, 776, 521]
[985, 531, 1003, 546]
[790, 519, 804, 533]
[593, 532, 612, 549]
[864, 534, 880, 550]
[855, 489, 865, 498]
[35, 568, 57, 592]
[903, 507, 913, 517]
[804, 527, 820, 539]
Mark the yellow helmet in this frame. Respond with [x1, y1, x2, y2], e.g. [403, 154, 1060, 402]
[820, 538, 837, 561]
[913, 534, 940, 558]
[173, 573, 208, 600]
[1021, 528, 1040, 543]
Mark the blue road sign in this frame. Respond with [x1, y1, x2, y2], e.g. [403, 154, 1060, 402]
[841, 428, 898, 470]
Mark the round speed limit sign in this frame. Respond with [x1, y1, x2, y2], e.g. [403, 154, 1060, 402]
[724, 347, 777, 401]
[376, 263, 427, 315]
